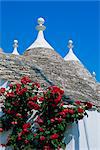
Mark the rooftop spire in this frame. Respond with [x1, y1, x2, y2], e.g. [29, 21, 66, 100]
[92, 71, 96, 79]
[27, 17, 54, 50]
[12, 40, 19, 55]
[64, 40, 80, 62]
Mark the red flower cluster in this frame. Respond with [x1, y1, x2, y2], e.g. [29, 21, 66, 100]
[11, 121, 18, 125]
[86, 102, 93, 109]
[35, 116, 44, 125]
[0, 76, 94, 150]
[6, 92, 15, 98]
[0, 87, 5, 95]
[28, 101, 40, 110]
[39, 97, 44, 102]
[59, 108, 74, 118]
[78, 108, 84, 113]
[39, 128, 44, 132]
[32, 82, 40, 88]
[17, 87, 27, 95]
[49, 86, 64, 95]
[22, 123, 31, 133]
[21, 76, 31, 84]
[40, 136, 45, 141]
[5, 109, 15, 114]
[50, 133, 59, 139]
[50, 117, 62, 123]
[28, 96, 37, 101]
[75, 100, 81, 105]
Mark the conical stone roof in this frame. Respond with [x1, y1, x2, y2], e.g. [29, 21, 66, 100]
[0, 18, 99, 109]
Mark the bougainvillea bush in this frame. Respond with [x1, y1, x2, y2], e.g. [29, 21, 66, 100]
[0, 76, 93, 150]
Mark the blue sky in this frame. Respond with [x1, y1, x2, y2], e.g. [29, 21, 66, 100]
[0, 0, 100, 81]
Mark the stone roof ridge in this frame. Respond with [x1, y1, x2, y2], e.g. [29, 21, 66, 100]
[64, 40, 81, 62]
[26, 17, 54, 50]
[12, 40, 20, 55]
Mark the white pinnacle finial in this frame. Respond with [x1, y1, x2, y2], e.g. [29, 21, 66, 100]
[12, 40, 19, 55]
[68, 40, 74, 49]
[92, 71, 96, 78]
[13, 40, 18, 48]
[36, 17, 46, 31]
[26, 17, 54, 50]
[64, 39, 80, 62]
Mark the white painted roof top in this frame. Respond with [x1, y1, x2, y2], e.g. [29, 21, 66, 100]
[12, 40, 19, 55]
[27, 17, 54, 50]
[64, 40, 80, 62]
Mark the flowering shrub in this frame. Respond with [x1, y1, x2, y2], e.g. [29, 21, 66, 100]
[0, 76, 93, 150]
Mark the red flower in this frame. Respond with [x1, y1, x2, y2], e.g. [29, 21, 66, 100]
[23, 123, 31, 129]
[63, 109, 69, 113]
[6, 109, 12, 114]
[78, 108, 84, 113]
[0, 87, 5, 94]
[9, 84, 13, 88]
[51, 104, 56, 107]
[21, 76, 31, 84]
[28, 101, 40, 110]
[57, 118, 63, 123]
[50, 133, 59, 139]
[32, 82, 40, 88]
[39, 128, 44, 132]
[12, 101, 20, 107]
[75, 100, 81, 105]
[11, 121, 18, 125]
[24, 140, 29, 144]
[60, 102, 64, 106]
[16, 83, 21, 88]
[16, 113, 22, 118]
[28, 96, 37, 101]
[17, 136, 22, 141]
[59, 111, 66, 117]
[43, 145, 51, 150]
[50, 118, 55, 123]
[54, 94, 62, 104]
[22, 123, 31, 133]
[0, 128, 3, 132]
[34, 133, 37, 137]
[86, 102, 93, 109]
[7, 109, 15, 114]
[17, 88, 27, 95]
[6, 92, 15, 98]
[35, 116, 43, 124]
[40, 136, 45, 141]
[49, 86, 64, 95]
[68, 109, 74, 114]
[39, 97, 44, 102]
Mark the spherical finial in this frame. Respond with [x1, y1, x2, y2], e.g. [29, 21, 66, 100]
[13, 39, 18, 48]
[14, 40, 18, 44]
[92, 71, 96, 77]
[36, 17, 46, 31]
[37, 17, 45, 25]
[68, 39, 74, 49]
[68, 40, 73, 44]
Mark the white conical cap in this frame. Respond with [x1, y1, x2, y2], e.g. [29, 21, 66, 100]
[12, 40, 19, 55]
[27, 17, 54, 50]
[64, 40, 80, 62]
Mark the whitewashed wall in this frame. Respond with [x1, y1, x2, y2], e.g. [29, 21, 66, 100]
[65, 110, 100, 150]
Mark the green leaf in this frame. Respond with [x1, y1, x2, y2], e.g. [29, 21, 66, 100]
[47, 120, 50, 124]
[45, 131, 50, 134]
